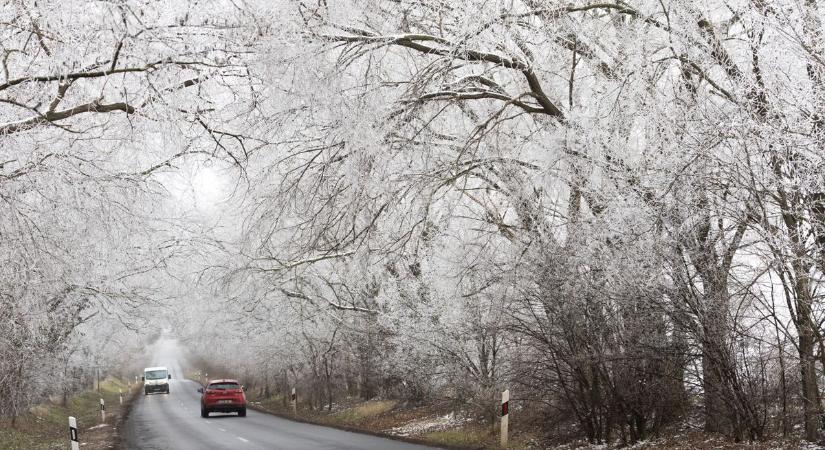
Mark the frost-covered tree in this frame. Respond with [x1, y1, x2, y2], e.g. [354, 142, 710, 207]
[206, 0, 825, 444]
[0, 0, 267, 419]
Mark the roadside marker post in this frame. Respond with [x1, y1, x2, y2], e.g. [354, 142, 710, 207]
[119, 389, 123, 405]
[500, 389, 509, 447]
[100, 398, 106, 422]
[291, 388, 297, 414]
[68, 416, 79, 450]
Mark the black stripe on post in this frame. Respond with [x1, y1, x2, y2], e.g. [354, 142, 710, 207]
[501, 401, 509, 417]
[70, 427, 78, 441]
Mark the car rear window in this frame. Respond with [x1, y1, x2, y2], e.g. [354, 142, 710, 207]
[208, 382, 240, 390]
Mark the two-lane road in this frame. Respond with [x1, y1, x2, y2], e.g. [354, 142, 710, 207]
[122, 340, 440, 450]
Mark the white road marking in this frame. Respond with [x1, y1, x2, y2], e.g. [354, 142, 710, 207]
[237, 437, 249, 443]
[218, 427, 226, 432]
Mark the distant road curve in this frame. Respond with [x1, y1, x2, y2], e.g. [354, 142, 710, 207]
[122, 340, 440, 450]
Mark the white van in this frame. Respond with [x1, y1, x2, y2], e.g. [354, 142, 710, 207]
[142, 366, 171, 395]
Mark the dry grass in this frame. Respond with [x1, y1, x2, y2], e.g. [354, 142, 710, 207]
[422, 425, 490, 448]
[334, 399, 398, 423]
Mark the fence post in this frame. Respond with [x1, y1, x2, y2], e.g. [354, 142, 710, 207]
[500, 389, 509, 447]
[291, 387, 297, 414]
[100, 398, 106, 422]
[69, 416, 79, 450]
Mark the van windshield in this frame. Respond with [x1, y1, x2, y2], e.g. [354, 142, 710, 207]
[145, 370, 168, 380]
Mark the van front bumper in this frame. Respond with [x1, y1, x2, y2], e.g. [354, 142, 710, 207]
[145, 383, 169, 393]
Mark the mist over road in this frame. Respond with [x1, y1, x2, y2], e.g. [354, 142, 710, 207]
[122, 339, 438, 450]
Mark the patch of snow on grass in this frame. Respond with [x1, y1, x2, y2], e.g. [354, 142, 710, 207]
[386, 412, 472, 437]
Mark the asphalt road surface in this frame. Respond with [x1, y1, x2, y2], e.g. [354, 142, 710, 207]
[122, 339, 440, 450]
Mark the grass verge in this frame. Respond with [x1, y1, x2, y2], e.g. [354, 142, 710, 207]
[0, 378, 141, 450]
[245, 394, 541, 449]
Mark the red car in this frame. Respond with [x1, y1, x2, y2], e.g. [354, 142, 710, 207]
[198, 379, 247, 417]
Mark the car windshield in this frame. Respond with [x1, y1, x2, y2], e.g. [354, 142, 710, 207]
[145, 370, 167, 380]
[208, 382, 239, 390]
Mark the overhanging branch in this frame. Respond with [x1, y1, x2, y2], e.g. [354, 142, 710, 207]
[0, 100, 135, 135]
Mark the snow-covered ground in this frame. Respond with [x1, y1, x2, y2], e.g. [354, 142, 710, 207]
[386, 412, 472, 437]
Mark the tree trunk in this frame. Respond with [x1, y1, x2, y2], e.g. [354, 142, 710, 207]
[800, 326, 820, 441]
[795, 265, 821, 441]
[697, 263, 734, 435]
[702, 339, 730, 435]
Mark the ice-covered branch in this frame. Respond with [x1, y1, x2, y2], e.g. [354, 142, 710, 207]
[321, 32, 565, 119]
[0, 100, 136, 135]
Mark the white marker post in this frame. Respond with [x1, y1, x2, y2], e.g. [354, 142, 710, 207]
[291, 388, 297, 414]
[69, 416, 79, 450]
[100, 398, 106, 422]
[134, 375, 138, 384]
[119, 389, 123, 405]
[500, 389, 509, 447]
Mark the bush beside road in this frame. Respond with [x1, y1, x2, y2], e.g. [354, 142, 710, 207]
[183, 355, 814, 449]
